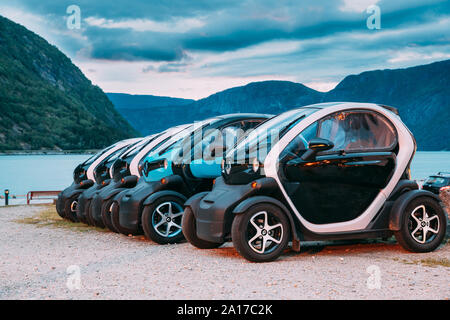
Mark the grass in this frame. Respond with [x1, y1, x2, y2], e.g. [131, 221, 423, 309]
[393, 257, 450, 268]
[417, 258, 450, 268]
[14, 205, 109, 233]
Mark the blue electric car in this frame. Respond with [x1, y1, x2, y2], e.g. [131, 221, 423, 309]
[113, 114, 271, 243]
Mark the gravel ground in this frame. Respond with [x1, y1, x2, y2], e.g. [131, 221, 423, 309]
[0, 205, 448, 300]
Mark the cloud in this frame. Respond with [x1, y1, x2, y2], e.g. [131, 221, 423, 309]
[2, 0, 449, 98]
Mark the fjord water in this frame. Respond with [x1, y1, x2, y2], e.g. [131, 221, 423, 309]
[0, 152, 449, 197]
[0, 154, 90, 196]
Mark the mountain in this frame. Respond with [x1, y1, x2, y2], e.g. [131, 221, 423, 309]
[111, 81, 324, 135]
[0, 16, 137, 151]
[107, 93, 194, 135]
[322, 60, 450, 151]
[109, 60, 450, 150]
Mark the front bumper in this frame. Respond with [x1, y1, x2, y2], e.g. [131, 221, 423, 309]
[118, 180, 163, 233]
[56, 181, 93, 217]
[76, 184, 104, 222]
[192, 177, 258, 243]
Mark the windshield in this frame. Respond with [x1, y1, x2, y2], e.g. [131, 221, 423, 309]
[152, 119, 218, 157]
[121, 134, 160, 159]
[82, 145, 116, 166]
[426, 177, 446, 184]
[226, 108, 319, 163]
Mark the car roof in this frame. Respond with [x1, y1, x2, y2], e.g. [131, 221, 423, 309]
[215, 113, 273, 120]
[288, 102, 399, 116]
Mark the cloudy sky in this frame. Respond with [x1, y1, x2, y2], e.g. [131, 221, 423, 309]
[1, 0, 449, 99]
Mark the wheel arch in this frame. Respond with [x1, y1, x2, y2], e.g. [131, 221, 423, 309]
[389, 189, 443, 231]
[184, 191, 209, 218]
[142, 190, 188, 207]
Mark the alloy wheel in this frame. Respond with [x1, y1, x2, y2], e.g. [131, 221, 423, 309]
[408, 205, 440, 244]
[247, 211, 283, 254]
[151, 201, 184, 238]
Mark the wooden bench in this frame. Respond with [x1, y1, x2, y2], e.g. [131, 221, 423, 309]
[27, 191, 61, 205]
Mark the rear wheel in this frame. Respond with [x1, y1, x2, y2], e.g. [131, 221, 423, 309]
[101, 199, 119, 232]
[182, 207, 224, 249]
[232, 203, 290, 262]
[395, 196, 447, 252]
[64, 196, 79, 222]
[142, 196, 185, 244]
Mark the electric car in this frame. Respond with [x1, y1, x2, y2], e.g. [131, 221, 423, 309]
[87, 125, 190, 229]
[56, 138, 142, 221]
[76, 134, 158, 225]
[182, 102, 448, 262]
[114, 114, 271, 243]
[422, 172, 450, 195]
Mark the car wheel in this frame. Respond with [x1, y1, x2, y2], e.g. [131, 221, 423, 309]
[141, 196, 185, 244]
[110, 201, 141, 235]
[56, 197, 66, 219]
[231, 203, 290, 262]
[85, 200, 94, 226]
[395, 196, 447, 253]
[64, 196, 79, 222]
[182, 207, 224, 249]
[101, 199, 119, 232]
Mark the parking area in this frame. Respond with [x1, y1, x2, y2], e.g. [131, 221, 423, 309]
[0, 204, 448, 299]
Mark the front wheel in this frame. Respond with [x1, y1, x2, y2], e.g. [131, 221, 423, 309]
[182, 207, 224, 249]
[231, 203, 290, 262]
[101, 199, 119, 233]
[141, 196, 186, 244]
[395, 196, 447, 253]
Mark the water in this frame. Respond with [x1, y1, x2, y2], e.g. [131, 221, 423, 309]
[0, 154, 90, 197]
[0, 152, 449, 197]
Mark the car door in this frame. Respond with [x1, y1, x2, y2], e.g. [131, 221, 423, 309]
[279, 110, 398, 225]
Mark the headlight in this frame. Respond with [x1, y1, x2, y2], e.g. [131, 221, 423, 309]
[252, 158, 260, 173]
[163, 159, 168, 170]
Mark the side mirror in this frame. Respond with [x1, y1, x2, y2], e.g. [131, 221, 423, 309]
[301, 138, 334, 161]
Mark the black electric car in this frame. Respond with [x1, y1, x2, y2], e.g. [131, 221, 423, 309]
[422, 172, 450, 195]
[85, 125, 190, 230]
[75, 134, 159, 225]
[113, 114, 271, 243]
[56, 138, 142, 221]
[182, 102, 448, 262]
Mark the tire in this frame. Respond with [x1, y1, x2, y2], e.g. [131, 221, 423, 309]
[141, 196, 186, 244]
[56, 197, 66, 219]
[182, 207, 224, 249]
[101, 199, 119, 232]
[64, 196, 79, 222]
[231, 203, 290, 262]
[85, 200, 94, 226]
[111, 201, 141, 235]
[394, 196, 447, 253]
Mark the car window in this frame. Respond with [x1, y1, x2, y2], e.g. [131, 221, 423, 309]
[317, 110, 397, 153]
[279, 122, 318, 160]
